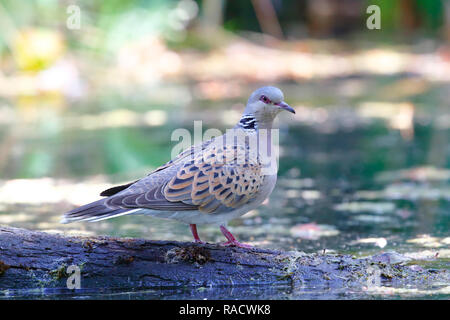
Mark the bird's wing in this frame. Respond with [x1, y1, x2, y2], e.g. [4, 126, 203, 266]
[150, 142, 210, 174]
[99, 139, 214, 197]
[105, 141, 264, 214]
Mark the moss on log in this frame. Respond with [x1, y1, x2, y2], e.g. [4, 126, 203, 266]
[0, 226, 447, 298]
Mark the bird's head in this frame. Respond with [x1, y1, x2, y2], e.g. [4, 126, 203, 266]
[243, 86, 295, 128]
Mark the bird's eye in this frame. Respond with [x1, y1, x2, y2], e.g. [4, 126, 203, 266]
[260, 95, 270, 104]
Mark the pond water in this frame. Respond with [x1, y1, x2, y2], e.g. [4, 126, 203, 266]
[0, 78, 449, 299]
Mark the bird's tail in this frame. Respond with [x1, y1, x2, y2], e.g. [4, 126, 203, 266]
[61, 198, 135, 223]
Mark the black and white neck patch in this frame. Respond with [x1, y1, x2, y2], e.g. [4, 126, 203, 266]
[238, 115, 257, 130]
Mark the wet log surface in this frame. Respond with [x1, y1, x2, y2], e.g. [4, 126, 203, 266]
[0, 225, 447, 299]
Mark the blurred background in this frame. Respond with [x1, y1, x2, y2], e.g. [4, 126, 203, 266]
[0, 0, 449, 298]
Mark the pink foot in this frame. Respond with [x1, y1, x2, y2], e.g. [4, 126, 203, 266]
[190, 224, 205, 244]
[219, 225, 252, 249]
[220, 240, 253, 248]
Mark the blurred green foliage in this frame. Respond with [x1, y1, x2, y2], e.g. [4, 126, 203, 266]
[1, 0, 448, 55]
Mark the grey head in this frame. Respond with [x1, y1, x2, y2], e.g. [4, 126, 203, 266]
[239, 86, 295, 129]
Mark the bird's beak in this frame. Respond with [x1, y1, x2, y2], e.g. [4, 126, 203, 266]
[277, 102, 295, 114]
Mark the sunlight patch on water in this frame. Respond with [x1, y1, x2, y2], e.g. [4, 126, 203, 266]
[364, 284, 450, 298]
[407, 235, 450, 248]
[350, 237, 388, 248]
[334, 201, 396, 214]
[290, 223, 339, 240]
[0, 177, 113, 206]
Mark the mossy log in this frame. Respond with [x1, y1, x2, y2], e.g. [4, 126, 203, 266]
[0, 226, 447, 298]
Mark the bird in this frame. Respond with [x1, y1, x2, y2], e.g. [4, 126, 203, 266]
[62, 86, 295, 248]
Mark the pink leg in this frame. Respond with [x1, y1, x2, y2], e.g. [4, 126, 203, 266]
[190, 224, 204, 243]
[219, 225, 252, 249]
